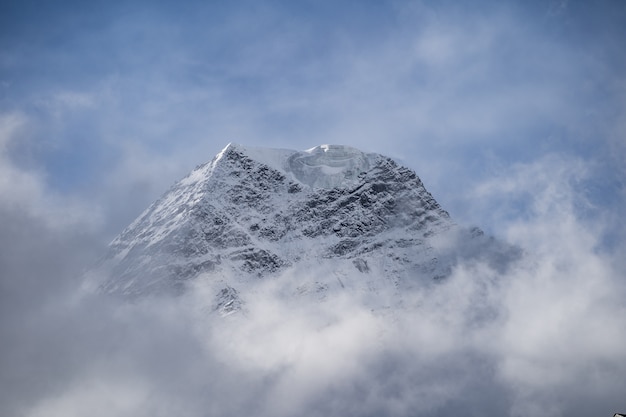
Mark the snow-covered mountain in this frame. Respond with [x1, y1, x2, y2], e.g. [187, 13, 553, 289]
[89, 143, 518, 313]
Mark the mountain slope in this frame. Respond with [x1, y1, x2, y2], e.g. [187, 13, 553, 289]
[88, 143, 518, 312]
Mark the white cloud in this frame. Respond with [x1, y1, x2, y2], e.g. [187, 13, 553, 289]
[26, 377, 151, 417]
[3, 115, 625, 416]
[0, 112, 102, 231]
[2, 2, 626, 416]
[4, 168, 626, 417]
[0, 113, 43, 206]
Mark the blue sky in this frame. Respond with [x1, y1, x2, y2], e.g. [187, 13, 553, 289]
[2, 0, 624, 240]
[1, 1, 626, 416]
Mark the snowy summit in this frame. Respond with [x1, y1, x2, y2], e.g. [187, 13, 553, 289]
[87, 143, 518, 313]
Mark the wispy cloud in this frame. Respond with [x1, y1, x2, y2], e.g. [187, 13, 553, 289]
[1, 1, 626, 416]
[3, 170, 625, 416]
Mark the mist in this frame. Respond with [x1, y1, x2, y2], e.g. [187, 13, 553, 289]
[2, 156, 626, 417]
[2, 1, 626, 415]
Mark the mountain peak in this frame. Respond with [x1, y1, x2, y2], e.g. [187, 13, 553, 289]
[89, 143, 517, 306]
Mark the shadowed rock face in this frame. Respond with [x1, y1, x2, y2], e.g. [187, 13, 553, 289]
[88, 143, 520, 309]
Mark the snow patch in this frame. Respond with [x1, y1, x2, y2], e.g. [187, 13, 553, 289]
[218, 143, 378, 189]
[287, 145, 378, 189]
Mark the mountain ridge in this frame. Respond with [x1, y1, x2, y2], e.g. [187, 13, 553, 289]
[87, 143, 518, 314]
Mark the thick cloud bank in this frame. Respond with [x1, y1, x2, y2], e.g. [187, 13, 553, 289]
[2, 1, 625, 415]
[1, 156, 625, 417]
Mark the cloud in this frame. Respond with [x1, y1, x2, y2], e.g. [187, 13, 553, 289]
[1, 1, 626, 416]
[5, 168, 625, 417]
[2, 88, 626, 417]
[0, 113, 43, 206]
[2, 0, 624, 233]
[0, 112, 103, 229]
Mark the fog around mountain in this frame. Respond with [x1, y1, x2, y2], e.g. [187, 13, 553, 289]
[2, 1, 626, 415]
[2, 144, 625, 417]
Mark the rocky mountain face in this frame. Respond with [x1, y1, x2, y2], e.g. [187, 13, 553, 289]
[89, 144, 518, 314]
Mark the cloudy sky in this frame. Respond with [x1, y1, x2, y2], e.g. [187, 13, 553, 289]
[1, 1, 625, 416]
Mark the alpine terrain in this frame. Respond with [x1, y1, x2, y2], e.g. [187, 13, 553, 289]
[88, 143, 519, 313]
